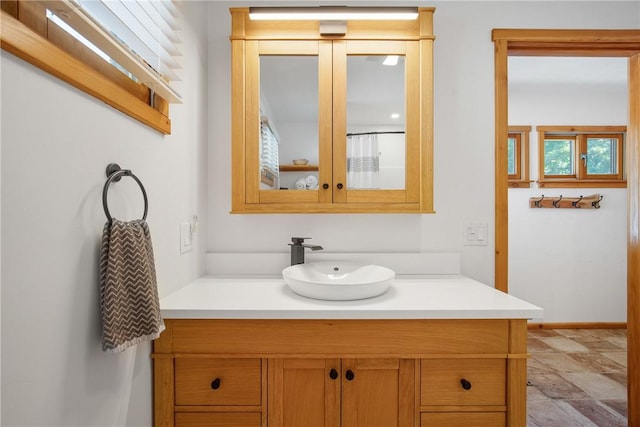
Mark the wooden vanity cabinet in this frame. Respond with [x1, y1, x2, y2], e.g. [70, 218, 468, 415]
[153, 318, 528, 427]
[268, 358, 414, 427]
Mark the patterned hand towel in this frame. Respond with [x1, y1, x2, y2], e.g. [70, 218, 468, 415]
[99, 219, 165, 353]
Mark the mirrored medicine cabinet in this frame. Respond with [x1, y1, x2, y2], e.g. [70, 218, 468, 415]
[230, 7, 435, 213]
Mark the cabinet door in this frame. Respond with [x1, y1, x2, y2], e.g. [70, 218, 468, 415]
[332, 40, 421, 208]
[268, 359, 340, 427]
[245, 40, 334, 207]
[342, 358, 414, 427]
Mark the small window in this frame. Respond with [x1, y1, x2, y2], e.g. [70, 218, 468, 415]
[584, 135, 621, 178]
[508, 126, 531, 188]
[1, 0, 181, 134]
[543, 136, 576, 177]
[537, 126, 625, 188]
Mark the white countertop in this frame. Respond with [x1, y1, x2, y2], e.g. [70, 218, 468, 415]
[160, 275, 543, 320]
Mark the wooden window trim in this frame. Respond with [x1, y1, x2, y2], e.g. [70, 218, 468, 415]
[0, 8, 171, 134]
[537, 125, 627, 188]
[508, 125, 531, 188]
[538, 180, 628, 189]
[507, 133, 521, 180]
[492, 29, 640, 426]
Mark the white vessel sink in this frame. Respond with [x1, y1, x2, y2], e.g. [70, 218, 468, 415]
[282, 262, 395, 301]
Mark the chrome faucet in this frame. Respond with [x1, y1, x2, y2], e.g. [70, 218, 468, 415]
[289, 237, 323, 265]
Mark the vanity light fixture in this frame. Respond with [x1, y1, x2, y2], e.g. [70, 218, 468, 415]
[248, 6, 419, 21]
[391, 113, 400, 119]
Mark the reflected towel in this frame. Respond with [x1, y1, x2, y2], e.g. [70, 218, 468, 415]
[294, 178, 307, 190]
[99, 219, 164, 353]
[305, 175, 318, 190]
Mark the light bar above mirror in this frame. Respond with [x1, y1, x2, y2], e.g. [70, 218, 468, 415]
[248, 6, 419, 21]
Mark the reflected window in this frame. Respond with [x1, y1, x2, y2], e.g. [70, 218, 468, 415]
[259, 118, 280, 188]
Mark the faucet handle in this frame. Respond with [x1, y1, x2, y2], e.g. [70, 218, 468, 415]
[291, 237, 312, 245]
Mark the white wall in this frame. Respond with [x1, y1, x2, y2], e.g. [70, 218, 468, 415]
[509, 77, 628, 322]
[0, 3, 208, 426]
[2, 1, 638, 425]
[207, 1, 639, 289]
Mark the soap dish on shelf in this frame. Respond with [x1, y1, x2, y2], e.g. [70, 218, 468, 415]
[292, 159, 309, 165]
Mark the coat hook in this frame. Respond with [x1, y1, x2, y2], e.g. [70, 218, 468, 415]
[572, 195, 583, 208]
[535, 195, 545, 208]
[592, 195, 604, 209]
[553, 195, 563, 208]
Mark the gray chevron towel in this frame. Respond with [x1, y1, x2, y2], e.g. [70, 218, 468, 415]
[99, 219, 164, 353]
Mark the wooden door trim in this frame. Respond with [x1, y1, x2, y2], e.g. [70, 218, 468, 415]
[492, 29, 640, 426]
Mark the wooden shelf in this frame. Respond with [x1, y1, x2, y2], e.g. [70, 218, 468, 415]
[279, 164, 319, 172]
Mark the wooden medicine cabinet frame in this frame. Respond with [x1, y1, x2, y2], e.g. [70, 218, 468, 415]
[230, 7, 435, 214]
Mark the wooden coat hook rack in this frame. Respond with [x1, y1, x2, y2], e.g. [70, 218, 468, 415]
[529, 193, 603, 209]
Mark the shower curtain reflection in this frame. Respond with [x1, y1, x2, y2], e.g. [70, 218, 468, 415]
[347, 133, 380, 189]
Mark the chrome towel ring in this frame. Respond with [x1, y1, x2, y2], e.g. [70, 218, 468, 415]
[102, 163, 148, 223]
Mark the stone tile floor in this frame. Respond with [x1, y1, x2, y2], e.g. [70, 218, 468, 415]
[527, 328, 628, 426]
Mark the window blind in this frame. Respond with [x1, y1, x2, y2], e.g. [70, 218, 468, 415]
[45, 0, 182, 103]
[260, 120, 280, 188]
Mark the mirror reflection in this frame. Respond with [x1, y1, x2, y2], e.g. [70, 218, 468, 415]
[347, 55, 405, 189]
[260, 55, 319, 190]
[259, 54, 406, 191]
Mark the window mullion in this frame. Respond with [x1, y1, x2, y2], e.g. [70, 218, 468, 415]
[577, 134, 587, 179]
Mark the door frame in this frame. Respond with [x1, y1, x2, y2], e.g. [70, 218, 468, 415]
[492, 29, 640, 425]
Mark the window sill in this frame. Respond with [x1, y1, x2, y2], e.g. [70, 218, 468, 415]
[508, 180, 533, 188]
[1, 10, 171, 134]
[538, 179, 627, 189]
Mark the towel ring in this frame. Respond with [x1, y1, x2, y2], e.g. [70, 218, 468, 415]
[102, 163, 148, 223]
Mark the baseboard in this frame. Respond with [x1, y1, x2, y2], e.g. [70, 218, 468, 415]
[528, 322, 627, 330]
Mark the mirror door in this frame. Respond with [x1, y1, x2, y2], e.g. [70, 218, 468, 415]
[333, 40, 420, 205]
[247, 40, 333, 205]
[249, 39, 419, 207]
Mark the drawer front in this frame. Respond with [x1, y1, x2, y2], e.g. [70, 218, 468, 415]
[421, 359, 506, 406]
[421, 412, 505, 427]
[175, 358, 261, 406]
[175, 412, 261, 427]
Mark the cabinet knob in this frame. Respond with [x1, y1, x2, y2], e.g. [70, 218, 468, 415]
[460, 378, 472, 390]
[345, 369, 355, 381]
[329, 369, 338, 380]
[211, 378, 221, 390]
[322, 183, 329, 190]
[336, 183, 344, 189]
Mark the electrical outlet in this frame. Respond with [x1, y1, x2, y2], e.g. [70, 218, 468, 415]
[180, 222, 193, 254]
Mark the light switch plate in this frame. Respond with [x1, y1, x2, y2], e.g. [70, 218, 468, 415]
[463, 223, 488, 246]
[180, 222, 193, 254]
